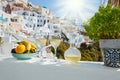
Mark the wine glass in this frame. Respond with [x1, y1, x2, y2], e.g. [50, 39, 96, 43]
[50, 34, 61, 61]
[34, 33, 47, 58]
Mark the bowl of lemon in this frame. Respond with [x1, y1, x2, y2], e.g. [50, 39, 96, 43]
[11, 40, 37, 60]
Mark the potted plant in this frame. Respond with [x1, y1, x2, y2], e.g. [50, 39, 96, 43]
[84, 4, 120, 67]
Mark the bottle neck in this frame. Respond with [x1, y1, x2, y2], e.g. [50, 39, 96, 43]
[69, 38, 75, 48]
[70, 43, 75, 48]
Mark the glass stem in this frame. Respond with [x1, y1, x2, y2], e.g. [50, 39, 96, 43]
[54, 48, 57, 57]
[70, 43, 72, 48]
[40, 50, 42, 58]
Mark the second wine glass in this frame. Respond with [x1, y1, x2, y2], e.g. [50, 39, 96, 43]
[34, 33, 47, 58]
[50, 35, 61, 61]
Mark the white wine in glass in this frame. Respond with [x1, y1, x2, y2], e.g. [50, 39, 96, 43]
[50, 39, 61, 48]
[35, 34, 47, 58]
[50, 38, 61, 61]
[36, 39, 47, 46]
[65, 55, 81, 64]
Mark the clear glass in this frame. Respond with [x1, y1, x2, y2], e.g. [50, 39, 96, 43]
[64, 33, 81, 64]
[50, 34, 61, 61]
[34, 33, 47, 58]
[64, 45, 81, 64]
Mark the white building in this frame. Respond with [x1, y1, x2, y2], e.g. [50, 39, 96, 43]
[1, 0, 58, 39]
[11, 10, 46, 32]
[0, 10, 10, 26]
[41, 7, 55, 20]
[0, 0, 61, 37]
[11, 9, 61, 35]
[0, 1, 8, 11]
[36, 14, 46, 28]
[0, 9, 25, 38]
[50, 23, 61, 35]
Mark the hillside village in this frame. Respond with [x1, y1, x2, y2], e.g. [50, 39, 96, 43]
[0, 0, 90, 47]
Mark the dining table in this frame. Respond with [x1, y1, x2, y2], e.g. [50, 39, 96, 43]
[0, 55, 120, 80]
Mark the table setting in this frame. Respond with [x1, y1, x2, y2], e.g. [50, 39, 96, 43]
[0, 34, 120, 80]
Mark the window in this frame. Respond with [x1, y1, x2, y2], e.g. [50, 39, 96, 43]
[37, 15, 41, 17]
[37, 25, 39, 27]
[11, 18, 17, 22]
[55, 31, 58, 33]
[32, 13, 35, 16]
[22, 12, 28, 16]
[33, 24, 36, 30]
[44, 20, 46, 25]
[37, 20, 39, 22]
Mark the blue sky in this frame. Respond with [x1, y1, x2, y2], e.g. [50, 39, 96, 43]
[28, 0, 106, 22]
[29, 0, 56, 10]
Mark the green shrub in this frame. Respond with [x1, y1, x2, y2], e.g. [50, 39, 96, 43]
[51, 42, 70, 59]
[84, 4, 120, 41]
[53, 42, 102, 62]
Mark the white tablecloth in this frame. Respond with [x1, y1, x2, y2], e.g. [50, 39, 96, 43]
[0, 56, 120, 80]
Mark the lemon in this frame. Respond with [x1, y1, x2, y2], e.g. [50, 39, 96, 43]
[15, 44, 26, 54]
